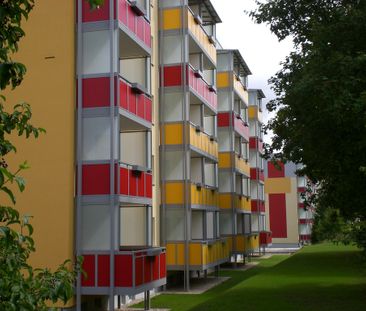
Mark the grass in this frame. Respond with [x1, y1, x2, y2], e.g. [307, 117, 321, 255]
[134, 243, 366, 311]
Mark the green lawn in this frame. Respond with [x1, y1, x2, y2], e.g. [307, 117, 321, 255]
[135, 243, 366, 311]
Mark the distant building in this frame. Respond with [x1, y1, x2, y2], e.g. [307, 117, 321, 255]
[264, 162, 314, 247]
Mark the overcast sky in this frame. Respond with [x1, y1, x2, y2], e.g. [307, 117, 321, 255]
[211, 0, 293, 126]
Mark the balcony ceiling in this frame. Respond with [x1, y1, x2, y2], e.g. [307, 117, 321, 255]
[188, 0, 222, 24]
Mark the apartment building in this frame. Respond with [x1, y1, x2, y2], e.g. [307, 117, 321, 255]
[248, 89, 272, 250]
[5, 0, 271, 309]
[159, 0, 231, 290]
[264, 161, 314, 247]
[216, 50, 258, 261]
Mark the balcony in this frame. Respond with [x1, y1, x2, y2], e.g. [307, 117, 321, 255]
[166, 239, 230, 270]
[162, 182, 218, 207]
[260, 231, 272, 246]
[161, 65, 217, 113]
[218, 152, 250, 176]
[249, 137, 264, 153]
[81, 0, 151, 55]
[232, 235, 258, 254]
[218, 112, 249, 141]
[251, 200, 265, 213]
[216, 72, 248, 105]
[248, 105, 263, 123]
[250, 168, 264, 182]
[81, 163, 152, 205]
[219, 193, 251, 212]
[81, 247, 166, 295]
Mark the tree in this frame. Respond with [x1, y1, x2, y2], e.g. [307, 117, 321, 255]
[0, 0, 102, 309]
[250, 0, 366, 248]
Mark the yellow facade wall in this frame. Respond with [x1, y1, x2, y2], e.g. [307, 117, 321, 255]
[4, 1, 75, 307]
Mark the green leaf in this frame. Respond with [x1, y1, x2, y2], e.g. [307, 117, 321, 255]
[1, 186, 16, 204]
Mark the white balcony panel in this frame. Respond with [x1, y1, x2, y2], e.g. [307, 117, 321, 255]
[218, 91, 231, 111]
[244, 214, 251, 234]
[206, 212, 214, 239]
[120, 207, 146, 246]
[189, 53, 201, 69]
[204, 115, 215, 136]
[251, 213, 259, 232]
[204, 162, 216, 187]
[192, 210, 204, 240]
[165, 151, 184, 180]
[217, 53, 232, 72]
[219, 171, 232, 193]
[163, 35, 185, 64]
[220, 212, 233, 235]
[218, 129, 232, 152]
[298, 176, 306, 187]
[166, 209, 185, 241]
[120, 131, 147, 167]
[83, 30, 117, 75]
[80, 205, 118, 251]
[190, 104, 201, 126]
[82, 117, 118, 161]
[163, 93, 184, 122]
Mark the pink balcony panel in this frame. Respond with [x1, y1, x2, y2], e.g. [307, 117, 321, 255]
[81, 249, 166, 292]
[233, 115, 249, 139]
[118, 0, 151, 48]
[250, 168, 264, 182]
[260, 231, 272, 246]
[161, 65, 217, 111]
[120, 167, 152, 199]
[81, 0, 110, 22]
[251, 200, 265, 213]
[120, 79, 152, 123]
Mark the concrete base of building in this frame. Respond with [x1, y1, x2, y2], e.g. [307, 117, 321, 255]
[163, 276, 230, 294]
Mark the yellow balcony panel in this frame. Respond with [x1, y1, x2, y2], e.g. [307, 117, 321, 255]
[162, 123, 183, 145]
[189, 124, 218, 159]
[249, 234, 260, 251]
[234, 235, 246, 253]
[235, 195, 251, 212]
[248, 106, 263, 123]
[235, 154, 250, 176]
[164, 182, 184, 205]
[187, 9, 217, 65]
[218, 152, 232, 169]
[217, 72, 230, 88]
[219, 194, 232, 209]
[190, 183, 218, 207]
[166, 243, 185, 266]
[233, 74, 248, 104]
[162, 8, 182, 30]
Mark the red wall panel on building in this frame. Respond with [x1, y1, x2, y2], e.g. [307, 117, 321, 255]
[267, 161, 285, 178]
[269, 193, 287, 238]
[81, 255, 95, 287]
[217, 112, 230, 127]
[162, 66, 182, 87]
[83, 77, 110, 108]
[82, 164, 110, 195]
[97, 255, 110, 287]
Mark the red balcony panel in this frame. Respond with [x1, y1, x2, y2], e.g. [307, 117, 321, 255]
[120, 80, 129, 110]
[145, 98, 152, 122]
[260, 231, 272, 245]
[300, 234, 311, 241]
[259, 170, 264, 182]
[137, 172, 145, 197]
[98, 255, 110, 287]
[115, 254, 133, 287]
[118, 0, 151, 48]
[82, 0, 110, 22]
[298, 202, 305, 209]
[250, 168, 257, 180]
[258, 140, 264, 153]
[159, 253, 166, 278]
[120, 167, 129, 195]
[267, 161, 285, 178]
[251, 200, 265, 213]
[83, 77, 110, 108]
[144, 257, 152, 283]
[81, 255, 95, 287]
[146, 173, 153, 198]
[152, 256, 159, 280]
[162, 65, 183, 87]
[135, 257, 144, 286]
[217, 112, 230, 127]
[298, 187, 306, 193]
[82, 164, 110, 195]
[299, 218, 313, 224]
[129, 170, 138, 196]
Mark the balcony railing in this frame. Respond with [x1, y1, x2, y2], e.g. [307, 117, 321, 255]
[218, 152, 250, 176]
[218, 193, 251, 212]
[81, 247, 166, 294]
[260, 231, 272, 246]
[249, 137, 264, 153]
[251, 199, 265, 213]
[217, 112, 249, 141]
[250, 168, 264, 182]
[82, 163, 152, 201]
[189, 122, 218, 159]
[120, 77, 152, 124]
[232, 234, 259, 254]
[161, 65, 217, 112]
[166, 239, 230, 270]
[233, 74, 248, 104]
[81, 0, 151, 49]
